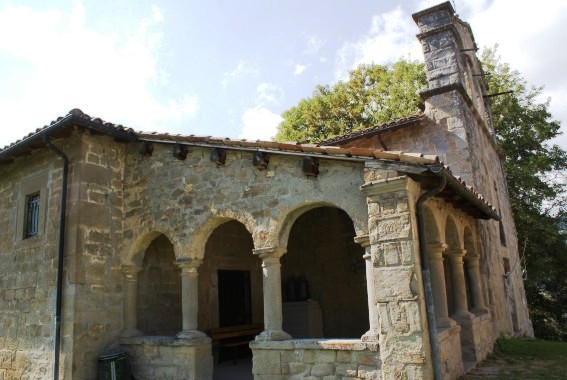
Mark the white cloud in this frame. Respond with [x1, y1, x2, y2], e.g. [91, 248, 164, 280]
[240, 106, 282, 141]
[293, 63, 308, 76]
[0, 2, 198, 146]
[304, 35, 325, 55]
[221, 59, 260, 88]
[461, 0, 567, 149]
[256, 82, 284, 106]
[334, 7, 422, 81]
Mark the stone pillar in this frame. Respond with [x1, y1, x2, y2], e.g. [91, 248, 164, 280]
[464, 253, 488, 315]
[253, 247, 291, 341]
[175, 258, 206, 339]
[427, 242, 456, 328]
[354, 234, 379, 342]
[446, 249, 474, 320]
[361, 176, 432, 380]
[121, 265, 143, 337]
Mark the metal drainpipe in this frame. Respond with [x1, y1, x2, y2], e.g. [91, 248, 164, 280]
[416, 165, 446, 380]
[43, 135, 69, 380]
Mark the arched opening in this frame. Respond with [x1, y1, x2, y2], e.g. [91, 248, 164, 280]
[198, 219, 263, 330]
[136, 234, 181, 336]
[281, 207, 368, 338]
[463, 227, 475, 310]
[444, 216, 461, 316]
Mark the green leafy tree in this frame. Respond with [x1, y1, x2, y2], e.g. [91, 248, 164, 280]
[482, 48, 567, 341]
[277, 49, 567, 340]
[275, 60, 427, 142]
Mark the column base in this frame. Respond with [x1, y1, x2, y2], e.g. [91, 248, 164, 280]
[472, 307, 489, 316]
[452, 310, 475, 321]
[120, 328, 143, 338]
[176, 329, 207, 339]
[436, 316, 457, 328]
[255, 329, 291, 341]
[361, 330, 380, 342]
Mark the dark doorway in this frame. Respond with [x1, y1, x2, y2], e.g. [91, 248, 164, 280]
[218, 270, 252, 327]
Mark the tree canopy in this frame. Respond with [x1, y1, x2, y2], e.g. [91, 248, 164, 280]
[275, 60, 426, 142]
[277, 49, 567, 340]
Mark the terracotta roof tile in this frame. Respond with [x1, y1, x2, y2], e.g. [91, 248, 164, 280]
[318, 114, 425, 146]
[0, 109, 497, 219]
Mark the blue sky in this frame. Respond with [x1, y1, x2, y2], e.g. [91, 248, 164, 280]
[1, 0, 566, 150]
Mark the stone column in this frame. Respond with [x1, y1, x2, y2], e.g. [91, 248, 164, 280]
[464, 253, 488, 315]
[253, 247, 291, 341]
[427, 242, 456, 328]
[176, 258, 206, 339]
[361, 176, 431, 380]
[354, 234, 379, 342]
[121, 265, 143, 337]
[446, 249, 474, 320]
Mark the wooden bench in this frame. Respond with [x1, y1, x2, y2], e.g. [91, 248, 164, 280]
[209, 324, 263, 364]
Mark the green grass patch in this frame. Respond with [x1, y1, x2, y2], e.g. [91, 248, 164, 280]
[463, 338, 567, 379]
[493, 338, 567, 360]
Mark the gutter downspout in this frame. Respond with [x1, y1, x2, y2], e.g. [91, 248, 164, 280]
[416, 164, 446, 380]
[43, 135, 69, 380]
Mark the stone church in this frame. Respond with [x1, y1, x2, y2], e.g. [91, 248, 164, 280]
[0, 2, 533, 379]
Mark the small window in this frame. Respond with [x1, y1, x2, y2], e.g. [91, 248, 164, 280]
[24, 193, 40, 238]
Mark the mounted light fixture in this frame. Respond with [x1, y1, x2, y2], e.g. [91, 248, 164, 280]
[173, 143, 188, 160]
[302, 156, 319, 176]
[252, 151, 269, 170]
[139, 142, 154, 156]
[210, 148, 226, 165]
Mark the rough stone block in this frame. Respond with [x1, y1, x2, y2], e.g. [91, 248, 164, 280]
[314, 350, 336, 363]
[288, 362, 308, 375]
[310, 363, 334, 377]
[358, 365, 382, 379]
[336, 350, 353, 363]
[373, 267, 416, 301]
[335, 363, 358, 377]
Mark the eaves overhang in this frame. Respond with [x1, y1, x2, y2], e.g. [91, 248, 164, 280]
[0, 109, 136, 164]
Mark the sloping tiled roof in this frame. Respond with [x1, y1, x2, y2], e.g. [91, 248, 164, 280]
[317, 114, 424, 146]
[0, 109, 497, 220]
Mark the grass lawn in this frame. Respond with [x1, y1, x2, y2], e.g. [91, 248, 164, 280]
[461, 338, 567, 379]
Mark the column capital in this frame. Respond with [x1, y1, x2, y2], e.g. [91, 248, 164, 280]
[175, 258, 203, 271]
[121, 265, 142, 277]
[445, 248, 467, 259]
[253, 246, 286, 259]
[360, 176, 409, 198]
[354, 234, 370, 248]
[426, 242, 447, 261]
[464, 252, 480, 262]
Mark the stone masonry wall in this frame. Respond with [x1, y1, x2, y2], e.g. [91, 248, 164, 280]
[0, 147, 62, 379]
[67, 133, 128, 379]
[122, 143, 369, 264]
[362, 176, 431, 380]
[250, 340, 381, 380]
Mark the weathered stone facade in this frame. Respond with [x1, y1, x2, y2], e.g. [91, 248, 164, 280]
[0, 2, 532, 380]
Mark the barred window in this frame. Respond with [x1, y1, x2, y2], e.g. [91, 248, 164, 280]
[25, 193, 40, 238]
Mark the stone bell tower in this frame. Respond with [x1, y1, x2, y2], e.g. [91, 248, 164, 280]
[412, 1, 496, 187]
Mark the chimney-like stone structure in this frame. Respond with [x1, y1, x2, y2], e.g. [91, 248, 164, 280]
[413, 2, 492, 132]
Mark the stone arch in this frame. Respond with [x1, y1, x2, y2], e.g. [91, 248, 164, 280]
[125, 230, 175, 267]
[197, 218, 263, 332]
[188, 212, 256, 260]
[423, 205, 441, 243]
[280, 205, 368, 338]
[463, 225, 476, 253]
[444, 215, 462, 249]
[136, 233, 182, 336]
[274, 201, 366, 249]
